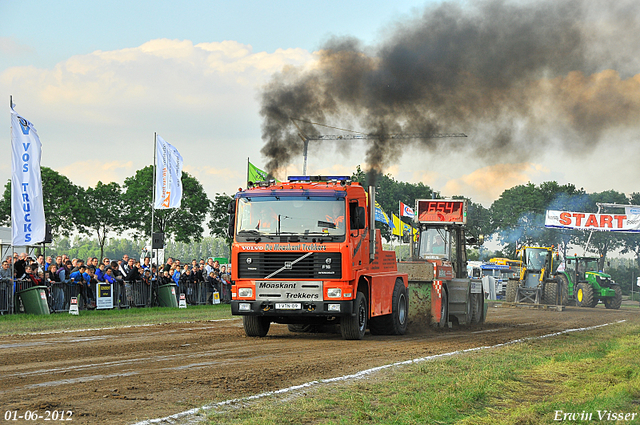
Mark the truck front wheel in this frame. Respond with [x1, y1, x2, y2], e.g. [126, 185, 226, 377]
[341, 291, 367, 340]
[243, 316, 271, 337]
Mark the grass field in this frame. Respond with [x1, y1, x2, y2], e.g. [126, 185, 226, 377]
[206, 321, 640, 425]
[0, 304, 233, 335]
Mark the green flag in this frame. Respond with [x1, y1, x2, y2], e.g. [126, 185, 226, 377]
[248, 161, 280, 183]
[248, 161, 268, 182]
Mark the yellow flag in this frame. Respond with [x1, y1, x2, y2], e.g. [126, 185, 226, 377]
[392, 214, 403, 236]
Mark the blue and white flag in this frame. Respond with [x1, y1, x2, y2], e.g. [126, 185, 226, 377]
[374, 201, 394, 228]
[155, 135, 183, 209]
[11, 106, 46, 245]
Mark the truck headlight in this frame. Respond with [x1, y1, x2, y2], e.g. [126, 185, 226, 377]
[328, 304, 341, 312]
[238, 288, 253, 298]
[327, 288, 341, 298]
[239, 303, 251, 311]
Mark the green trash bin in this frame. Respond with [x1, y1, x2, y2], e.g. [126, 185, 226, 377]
[158, 283, 179, 307]
[18, 286, 50, 315]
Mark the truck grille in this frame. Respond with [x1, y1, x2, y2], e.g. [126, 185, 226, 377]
[238, 252, 342, 279]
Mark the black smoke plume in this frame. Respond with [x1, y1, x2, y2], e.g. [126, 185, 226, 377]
[259, 0, 640, 182]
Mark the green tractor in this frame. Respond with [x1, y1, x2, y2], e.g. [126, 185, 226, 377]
[556, 256, 622, 309]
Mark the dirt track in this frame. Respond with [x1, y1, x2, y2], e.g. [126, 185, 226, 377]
[1, 304, 638, 424]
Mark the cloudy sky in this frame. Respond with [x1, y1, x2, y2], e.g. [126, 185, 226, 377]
[1, 0, 639, 207]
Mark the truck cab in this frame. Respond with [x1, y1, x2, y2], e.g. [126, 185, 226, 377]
[229, 176, 408, 340]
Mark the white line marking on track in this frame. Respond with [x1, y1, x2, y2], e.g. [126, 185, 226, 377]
[131, 319, 627, 425]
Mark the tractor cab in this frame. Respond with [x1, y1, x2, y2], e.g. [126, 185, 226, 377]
[507, 246, 559, 304]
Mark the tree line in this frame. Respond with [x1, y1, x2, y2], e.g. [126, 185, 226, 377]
[1, 165, 638, 277]
[353, 167, 640, 271]
[0, 166, 234, 261]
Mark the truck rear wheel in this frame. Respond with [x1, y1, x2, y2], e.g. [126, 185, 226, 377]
[243, 316, 270, 337]
[575, 282, 595, 308]
[369, 280, 408, 335]
[603, 285, 622, 310]
[505, 280, 517, 303]
[341, 291, 367, 340]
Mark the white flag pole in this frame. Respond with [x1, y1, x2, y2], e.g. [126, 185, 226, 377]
[151, 132, 157, 256]
[9, 96, 14, 283]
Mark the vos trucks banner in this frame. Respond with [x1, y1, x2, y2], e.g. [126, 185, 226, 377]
[155, 135, 183, 209]
[545, 210, 640, 233]
[11, 106, 46, 245]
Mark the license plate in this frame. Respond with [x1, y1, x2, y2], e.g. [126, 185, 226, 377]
[275, 303, 301, 310]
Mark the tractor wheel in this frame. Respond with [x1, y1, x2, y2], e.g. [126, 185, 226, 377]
[575, 283, 595, 308]
[603, 285, 622, 310]
[543, 280, 560, 305]
[556, 274, 570, 305]
[369, 280, 408, 335]
[287, 324, 314, 333]
[341, 291, 367, 340]
[505, 280, 518, 303]
[470, 292, 484, 324]
[437, 286, 449, 328]
[243, 316, 270, 337]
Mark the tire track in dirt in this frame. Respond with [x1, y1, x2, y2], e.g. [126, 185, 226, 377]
[0, 305, 637, 424]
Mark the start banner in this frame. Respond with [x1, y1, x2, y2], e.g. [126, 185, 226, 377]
[545, 210, 640, 233]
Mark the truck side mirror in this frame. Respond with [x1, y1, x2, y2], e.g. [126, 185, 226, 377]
[352, 206, 366, 230]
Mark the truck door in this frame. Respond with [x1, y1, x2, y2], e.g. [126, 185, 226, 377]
[349, 199, 367, 270]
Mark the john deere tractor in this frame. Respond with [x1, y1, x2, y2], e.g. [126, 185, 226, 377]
[505, 246, 560, 304]
[556, 256, 622, 309]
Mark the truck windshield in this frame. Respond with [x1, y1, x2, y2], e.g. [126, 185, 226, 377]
[236, 197, 346, 239]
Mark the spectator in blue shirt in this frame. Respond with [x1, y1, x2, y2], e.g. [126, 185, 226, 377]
[172, 265, 182, 286]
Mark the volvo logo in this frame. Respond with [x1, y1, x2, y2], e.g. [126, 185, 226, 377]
[284, 261, 292, 270]
[246, 257, 252, 265]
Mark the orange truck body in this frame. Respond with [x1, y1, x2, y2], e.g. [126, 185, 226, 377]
[229, 178, 407, 336]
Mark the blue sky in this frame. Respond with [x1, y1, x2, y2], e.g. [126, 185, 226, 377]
[1, 0, 425, 69]
[1, 0, 639, 207]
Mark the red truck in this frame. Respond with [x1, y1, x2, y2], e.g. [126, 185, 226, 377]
[229, 176, 408, 340]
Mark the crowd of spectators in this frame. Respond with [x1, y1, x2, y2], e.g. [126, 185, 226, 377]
[1, 252, 232, 312]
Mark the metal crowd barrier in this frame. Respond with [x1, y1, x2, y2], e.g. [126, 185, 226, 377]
[182, 281, 207, 305]
[0, 278, 13, 315]
[1, 277, 228, 314]
[116, 280, 153, 308]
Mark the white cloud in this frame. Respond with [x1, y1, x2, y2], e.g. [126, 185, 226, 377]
[441, 163, 549, 206]
[0, 39, 316, 197]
